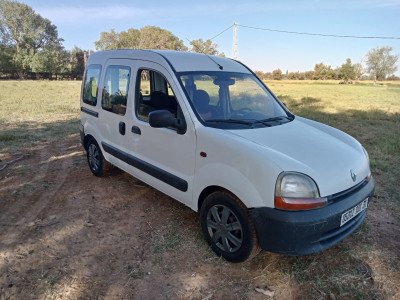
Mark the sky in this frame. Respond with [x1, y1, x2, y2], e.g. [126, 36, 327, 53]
[19, 0, 400, 75]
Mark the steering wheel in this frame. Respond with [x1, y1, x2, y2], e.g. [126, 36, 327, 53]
[236, 108, 252, 113]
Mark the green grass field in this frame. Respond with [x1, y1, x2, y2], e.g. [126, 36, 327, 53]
[0, 80, 81, 151]
[0, 80, 399, 299]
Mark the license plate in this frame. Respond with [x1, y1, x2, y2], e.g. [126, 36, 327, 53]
[340, 198, 369, 227]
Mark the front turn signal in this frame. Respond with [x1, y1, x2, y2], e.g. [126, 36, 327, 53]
[275, 196, 327, 210]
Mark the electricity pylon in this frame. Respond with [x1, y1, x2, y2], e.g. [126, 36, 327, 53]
[232, 22, 238, 60]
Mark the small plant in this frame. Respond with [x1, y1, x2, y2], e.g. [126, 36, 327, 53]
[154, 232, 183, 253]
[128, 267, 145, 279]
[46, 275, 59, 286]
[38, 272, 60, 286]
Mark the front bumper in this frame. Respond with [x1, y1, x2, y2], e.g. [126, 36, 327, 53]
[249, 177, 375, 255]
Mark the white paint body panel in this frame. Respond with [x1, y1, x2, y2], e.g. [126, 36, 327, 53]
[227, 117, 369, 198]
[81, 50, 370, 211]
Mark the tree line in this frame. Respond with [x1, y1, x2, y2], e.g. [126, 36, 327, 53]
[257, 49, 399, 83]
[0, 1, 225, 80]
[94, 27, 225, 56]
[0, 0, 398, 82]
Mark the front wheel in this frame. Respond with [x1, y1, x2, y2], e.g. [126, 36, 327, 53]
[200, 191, 260, 262]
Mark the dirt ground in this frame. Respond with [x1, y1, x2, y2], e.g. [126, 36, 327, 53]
[0, 134, 399, 300]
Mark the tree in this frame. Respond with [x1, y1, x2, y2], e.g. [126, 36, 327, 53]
[387, 74, 400, 81]
[94, 29, 120, 50]
[69, 46, 86, 79]
[264, 72, 273, 80]
[30, 42, 69, 79]
[272, 69, 283, 80]
[190, 38, 225, 56]
[313, 63, 335, 80]
[0, 0, 63, 79]
[304, 71, 314, 80]
[254, 70, 265, 79]
[95, 26, 187, 51]
[365, 46, 399, 83]
[118, 28, 140, 49]
[0, 44, 15, 77]
[353, 63, 364, 81]
[288, 72, 303, 80]
[338, 58, 356, 83]
[139, 26, 187, 50]
[286, 72, 296, 80]
[12, 47, 33, 78]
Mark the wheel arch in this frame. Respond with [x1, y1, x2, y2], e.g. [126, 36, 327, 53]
[198, 186, 261, 262]
[197, 185, 244, 212]
[83, 134, 95, 150]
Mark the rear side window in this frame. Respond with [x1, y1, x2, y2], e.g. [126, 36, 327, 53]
[101, 65, 131, 116]
[82, 64, 102, 106]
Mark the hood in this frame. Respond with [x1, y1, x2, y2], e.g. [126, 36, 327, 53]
[227, 117, 370, 197]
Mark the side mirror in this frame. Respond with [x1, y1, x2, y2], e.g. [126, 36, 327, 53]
[149, 110, 174, 128]
[149, 110, 187, 134]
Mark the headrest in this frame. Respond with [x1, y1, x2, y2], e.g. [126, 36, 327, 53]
[193, 90, 210, 106]
[150, 91, 170, 110]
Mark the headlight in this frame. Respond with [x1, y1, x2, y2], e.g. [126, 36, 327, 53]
[275, 172, 327, 210]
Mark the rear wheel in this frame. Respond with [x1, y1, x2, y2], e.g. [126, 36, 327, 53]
[200, 191, 260, 262]
[86, 138, 108, 176]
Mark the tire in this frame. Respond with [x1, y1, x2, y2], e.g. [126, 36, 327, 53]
[200, 191, 261, 263]
[86, 138, 109, 177]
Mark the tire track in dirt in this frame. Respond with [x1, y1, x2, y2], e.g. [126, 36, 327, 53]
[25, 139, 76, 223]
[1, 137, 76, 245]
[0, 137, 79, 298]
[0, 146, 51, 246]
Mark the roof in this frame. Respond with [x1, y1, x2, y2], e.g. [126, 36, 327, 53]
[87, 49, 252, 74]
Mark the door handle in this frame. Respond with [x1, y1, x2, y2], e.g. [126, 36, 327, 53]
[131, 125, 141, 135]
[119, 122, 126, 135]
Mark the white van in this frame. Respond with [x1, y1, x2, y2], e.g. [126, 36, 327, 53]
[80, 50, 375, 262]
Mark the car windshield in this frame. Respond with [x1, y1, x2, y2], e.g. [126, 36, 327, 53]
[178, 71, 292, 129]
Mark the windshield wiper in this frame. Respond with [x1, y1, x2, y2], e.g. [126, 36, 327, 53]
[206, 119, 254, 126]
[206, 116, 292, 127]
[259, 117, 284, 122]
[253, 117, 284, 126]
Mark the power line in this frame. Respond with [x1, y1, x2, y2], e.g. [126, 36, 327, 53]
[208, 24, 234, 40]
[238, 24, 400, 40]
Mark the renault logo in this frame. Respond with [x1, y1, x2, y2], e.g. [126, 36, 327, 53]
[350, 169, 357, 182]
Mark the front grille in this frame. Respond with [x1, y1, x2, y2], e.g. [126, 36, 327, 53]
[327, 178, 368, 204]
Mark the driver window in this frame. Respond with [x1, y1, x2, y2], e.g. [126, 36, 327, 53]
[136, 69, 178, 121]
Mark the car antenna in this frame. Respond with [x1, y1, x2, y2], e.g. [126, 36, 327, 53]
[206, 55, 223, 70]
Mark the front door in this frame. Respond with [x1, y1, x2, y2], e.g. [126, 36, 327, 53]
[124, 61, 197, 206]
